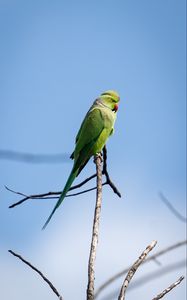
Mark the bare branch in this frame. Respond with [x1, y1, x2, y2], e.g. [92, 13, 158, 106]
[118, 240, 157, 300]
[69, 173, 97, 190]
[95, 238, 186, 298]
[152, 276, 184, 300]
[87, 154, 103, 300]
[67, 182, 108, 197]
[98, 260, 186, 300]
[102, 146, 121, 197]
[8, 250, 63, 300]
[7, 182, 108, 209]
[131, 259, 186, 291]
[0, 149, 69, 163]
[7, 147, 121, 209]
[159, 192, 187, 223]
[7, 173, 97, 208]
[6, 186, 61, 208]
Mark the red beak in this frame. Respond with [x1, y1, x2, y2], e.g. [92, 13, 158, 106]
[114, 104, 118, 112]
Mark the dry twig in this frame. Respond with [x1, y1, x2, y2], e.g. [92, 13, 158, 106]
[152, 276, 184, 300]
[7, 146, 121, 209]
[87, 154, 103, 300]
[8, 250, 63, 300]
[102, 146, 121, 197]
[101, 260, 186, 300]
[95, 240, 186, 298]
[118, 240, 157, 300]
[6, 174, 98, 208]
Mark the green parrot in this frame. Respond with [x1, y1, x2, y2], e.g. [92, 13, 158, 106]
[43, 90, 120, 229]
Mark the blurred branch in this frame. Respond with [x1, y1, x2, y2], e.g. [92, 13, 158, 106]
[129, 259, 186, 291]
[8, 250, 63, 300]
[152, 276, 184, 300]
[159, 192, 187, 223]
[99, 260, 186, 300]
[118, 240, 157, 300]
[7, 146, 121, 208]
[0, 149, 69, 164]
[87, 154, 103, 300]
[95, 240, 186, 298]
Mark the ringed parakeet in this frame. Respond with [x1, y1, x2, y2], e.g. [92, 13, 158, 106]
[43, 90, 120, 229]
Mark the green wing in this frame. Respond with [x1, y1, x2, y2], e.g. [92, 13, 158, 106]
[70, 107, 92, 159]
[42, 107, 105, 229]
[71, 107, 104, 161]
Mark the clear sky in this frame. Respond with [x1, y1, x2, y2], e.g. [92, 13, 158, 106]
[0, 0, 186, 299]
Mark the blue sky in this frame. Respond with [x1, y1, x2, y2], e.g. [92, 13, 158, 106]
[0, 0, 186, 299]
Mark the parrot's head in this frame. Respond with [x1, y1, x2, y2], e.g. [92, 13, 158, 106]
[99, 90, 120, 112]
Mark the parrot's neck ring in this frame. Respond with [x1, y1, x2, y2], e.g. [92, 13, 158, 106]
[96, 99, 113, 111]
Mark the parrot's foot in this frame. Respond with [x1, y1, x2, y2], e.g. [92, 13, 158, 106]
[94, 152, 103, 163]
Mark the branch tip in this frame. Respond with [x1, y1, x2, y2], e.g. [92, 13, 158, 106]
[8, 249, 63, 300]
[118, 240, 157, 300]
[152, 276, 184, 300]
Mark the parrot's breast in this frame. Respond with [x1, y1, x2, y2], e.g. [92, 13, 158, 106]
[92, 108, 116, 154]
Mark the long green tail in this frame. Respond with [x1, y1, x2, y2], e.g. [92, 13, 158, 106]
[42, 168, 78, 229]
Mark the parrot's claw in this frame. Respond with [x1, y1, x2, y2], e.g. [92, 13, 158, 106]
[94, 152, 103, 163]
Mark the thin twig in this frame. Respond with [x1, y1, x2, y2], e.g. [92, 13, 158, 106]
[118, 240, 157, 300]
[87, 154, 103, 300]
[102, 146, 121, 197]
[7, 182, 108, 208]
[152, 276, 184, 300]
[7, 146, 121, 208]
[67, 183, 108, 197]
[8, 250, 63, 300]
[95, 239, 186, 299]
[98, 260, 186, 300]
[6, 186, 61, 208]
[69, 173, 97, 191]
[159, 192, 187, 223]
[7, 173, 97, 208]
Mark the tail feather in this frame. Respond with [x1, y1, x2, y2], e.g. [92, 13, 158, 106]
[42, 168, 78, 229]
